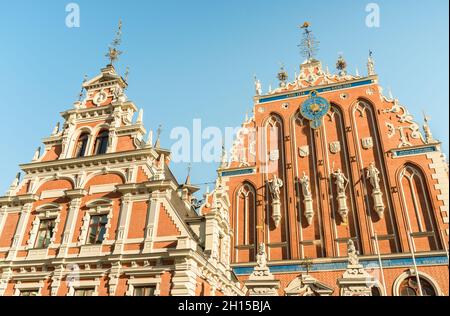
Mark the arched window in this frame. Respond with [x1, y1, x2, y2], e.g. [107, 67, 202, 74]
[399, 165, 440, 251]
[74, 132, 90, 158]
[399, 277, 437, 296]
[235, 183, 257, 262]
[93, 130, 109, 155]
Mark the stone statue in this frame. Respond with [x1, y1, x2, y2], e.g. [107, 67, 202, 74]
[268, 175, 283, 227]
[331, 168, 350, 223]
[268, 175, 283, 201]
[299, 172, 314, 226]
[332, 168, 348, 194]
[256, 243, 268, 269]
[367, 51, 375, 76]
[347, 239, 359, 266]
[52, 122, 60, 136]
[299, 172, 311, 196]
[366, 162, 381, 190]
[32, 147, 41, 161]
[254, 76, 262, 96]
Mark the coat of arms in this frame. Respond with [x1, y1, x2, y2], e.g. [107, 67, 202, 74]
[329, 141, 341, 154]
[361, 137, 374, 150]
[298, 146, 310, 158]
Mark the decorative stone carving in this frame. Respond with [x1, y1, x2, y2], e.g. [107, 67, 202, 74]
[268, 175, 283, 227]
[284, 274, 334, 296]
[337, 240, 376, 296]
[32, 147, 41, 162]
[329, 141, 341, 154]
[244, 243, 280, 296]
[269, 150, 279, 162]
[366, 162, 385, 219]
[361, 137, 373, 150]
[299, 172, 314, 226]
[254, 76, 262, 96]
[298, 146, 309, 158]
[331, 168, 349, 223]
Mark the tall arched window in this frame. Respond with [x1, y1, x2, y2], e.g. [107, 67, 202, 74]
[235, 183, 257, 262]
[74, 132, 90, 158]
[93, 130, 109, 155]
[399, 165, 441, 251]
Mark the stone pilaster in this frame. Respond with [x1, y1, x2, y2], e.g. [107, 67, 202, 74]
[113, 193, 132, 255]
[171, 257, 198, 296]
[6, 202, 34, 261]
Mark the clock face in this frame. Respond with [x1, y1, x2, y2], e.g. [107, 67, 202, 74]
[300, 91, 331, 129]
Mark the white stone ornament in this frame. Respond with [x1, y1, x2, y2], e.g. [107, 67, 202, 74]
[268, 175, 283, 227]
[366, 162, 385, 219]
[329, 141, 341, 154]
[298, 146, 310, 158]
[361, 137, 374, 150]
[331, 168, 349, 223]
[300, 172, 314, 226]
[269, 150, 279, 162]
[93, 90, 107, 106]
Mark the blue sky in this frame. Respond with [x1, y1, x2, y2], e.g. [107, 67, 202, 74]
[0, 0, 448, 195]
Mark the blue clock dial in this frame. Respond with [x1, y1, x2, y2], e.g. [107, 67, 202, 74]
[300, 91, 331, 129]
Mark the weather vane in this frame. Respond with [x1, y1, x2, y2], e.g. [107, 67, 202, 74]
[106, 20, 123, 65]
[298, 22, 320, 62]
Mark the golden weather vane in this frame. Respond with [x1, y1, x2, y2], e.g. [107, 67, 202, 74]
[106, 20, 123, 65]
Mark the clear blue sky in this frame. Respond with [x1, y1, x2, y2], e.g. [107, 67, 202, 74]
[0, 0, 448, 195]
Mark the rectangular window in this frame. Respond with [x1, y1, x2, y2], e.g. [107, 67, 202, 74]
[133, 286, 156, 296]
[20, 290, 39, 296]
[74, 288, 95, 296]
[35, 219, 56, 249]
[87, 215, 108, 244]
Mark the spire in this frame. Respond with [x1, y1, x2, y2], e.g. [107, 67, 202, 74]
[277, 63, 288, 88]
[136, 108, 144, 124]
[298, 22, 319, 63]
[367, 50, 376, 76]
[220, 141, 227, 169]
[78, 75, 88, 102]
[106, 20, 123, 66]
[6, 172, 21, 196]
[124, 66, 130, 82]
[146, 130, 153, 147]
[155, 124, 162, 148]
[185, 164, 192, 185]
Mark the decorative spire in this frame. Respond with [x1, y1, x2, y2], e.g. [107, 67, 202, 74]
[367, 50, 376, 76]
[336, 54, 347, 76]
[185, 164, 192, 185]
[146, 130, 153, 147]
[124, 66, 130, 82]
[355, 67, 360, 77]
[298, 22, 320, 63]
[277, 63, 288, 88]
[106, 20, 123, 65]
[423, 111, 436, 144]
[220, 141, 227, 169]
[136, 108, 144, 124]
[155, 124, 162, 148]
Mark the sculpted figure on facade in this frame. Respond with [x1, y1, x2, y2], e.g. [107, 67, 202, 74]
[366, 162, 385, 219]
[331, 168, 350, 223]
[268, 175, 283, 227]
[300, 172, 314, 226]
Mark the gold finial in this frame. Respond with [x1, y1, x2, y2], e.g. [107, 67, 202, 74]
[106, 20, 123, 65]
[298, 22, 319, 62]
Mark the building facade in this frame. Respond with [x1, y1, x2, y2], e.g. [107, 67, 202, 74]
[0, 24, 448, 296]
[208, 32, 449, 295]
[0, 60, 245, 296]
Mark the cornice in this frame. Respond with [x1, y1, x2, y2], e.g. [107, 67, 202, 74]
[19, 148, 160, 174]
[0, 194, 39, 206]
